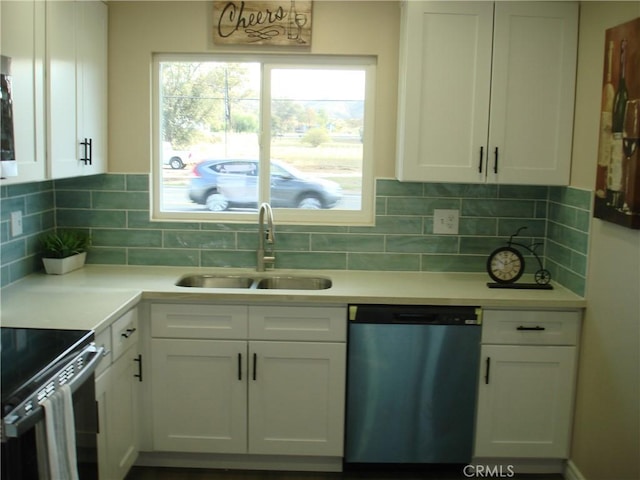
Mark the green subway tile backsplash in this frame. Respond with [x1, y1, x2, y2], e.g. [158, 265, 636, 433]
[348, 252, 420, 271]
[546, 186, 592, 296]
[278, 251, 347, 270]
[128, 248, 200, 267]
[57, 209, 127, 228]
[0, 175, 590, 295]
[462, 199, 537, 218]
[423, 254, 487, 273]
[386, 235, 458, 254]
[202, 249, 256, 268]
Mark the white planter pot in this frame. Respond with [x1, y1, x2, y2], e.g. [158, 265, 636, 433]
[42, 252, 87, 275]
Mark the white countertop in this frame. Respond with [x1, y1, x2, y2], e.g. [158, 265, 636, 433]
[0, 265, 585, 333]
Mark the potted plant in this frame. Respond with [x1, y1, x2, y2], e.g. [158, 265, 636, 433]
[39, 229, 91, 275]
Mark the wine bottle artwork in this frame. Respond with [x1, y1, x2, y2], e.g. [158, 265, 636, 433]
[596, 41, 615, 199]
[593, 17, 640, 229]
[286, 0, 309, 43]
[287, 0, 298, 40]
[622, 99, 640, 214]
[608, 39, 628, 210]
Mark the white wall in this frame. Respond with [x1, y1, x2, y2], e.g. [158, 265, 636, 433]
[107, 1, 399, 177]
[570, 3, 640, 479]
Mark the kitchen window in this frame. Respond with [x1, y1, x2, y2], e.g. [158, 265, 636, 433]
[151, 54, 376, 225]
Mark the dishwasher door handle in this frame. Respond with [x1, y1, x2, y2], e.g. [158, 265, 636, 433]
[392, 313, 437, 324]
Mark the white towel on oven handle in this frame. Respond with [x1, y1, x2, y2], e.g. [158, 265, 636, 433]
[42, 384, 79, 480]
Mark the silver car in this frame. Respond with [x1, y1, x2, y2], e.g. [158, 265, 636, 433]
[188, 159, 343, 211]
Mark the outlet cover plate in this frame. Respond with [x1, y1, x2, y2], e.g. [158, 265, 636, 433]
[10, 211, 23, 237]
[433, 209, 459, 235]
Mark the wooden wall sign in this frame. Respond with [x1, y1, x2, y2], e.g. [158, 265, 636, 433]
[213, 1, 312, 47]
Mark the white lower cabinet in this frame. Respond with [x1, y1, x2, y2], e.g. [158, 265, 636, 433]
[95, 308, 140, 480]
[149, 304, 346, 459]
[474, 309, 581, 459]
[151, 339, 247, 453]
[248, 340, 346, 456]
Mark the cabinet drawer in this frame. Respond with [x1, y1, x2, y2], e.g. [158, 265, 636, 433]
[482, 310, 580, 346]
[151, 304, 248, 339]
[249, 306, 346, 342]
[94, 327, 112, 376]
[111, 308, 139, 361]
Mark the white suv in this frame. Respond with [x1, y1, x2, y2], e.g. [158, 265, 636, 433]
[163, 142, 192, 169]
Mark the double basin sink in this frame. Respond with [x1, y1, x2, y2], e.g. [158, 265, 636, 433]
[176, 273, 332, 291]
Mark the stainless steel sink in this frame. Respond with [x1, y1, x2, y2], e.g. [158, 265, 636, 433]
[175, 273, 332, 290]
[175, 274, 254, 288]
[256, 276, 332, 290]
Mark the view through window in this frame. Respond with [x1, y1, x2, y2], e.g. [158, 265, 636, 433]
[153, 55, 375, 225]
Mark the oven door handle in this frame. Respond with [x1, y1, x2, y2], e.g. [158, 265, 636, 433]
[2, 344, 105, 439]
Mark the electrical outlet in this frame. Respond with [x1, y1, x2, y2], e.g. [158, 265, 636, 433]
[10, 211, 23, 237]
[433, 209, 459, 235]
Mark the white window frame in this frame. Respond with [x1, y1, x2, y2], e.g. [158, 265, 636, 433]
[151, 53, 376, 226]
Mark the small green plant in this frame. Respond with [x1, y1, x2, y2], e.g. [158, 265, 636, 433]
[302, 128, 331, 148]
[40, 230, 91, 259]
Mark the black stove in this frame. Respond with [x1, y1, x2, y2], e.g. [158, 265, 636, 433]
[1, 327, 101, 479]
[1, 327, 94, 422]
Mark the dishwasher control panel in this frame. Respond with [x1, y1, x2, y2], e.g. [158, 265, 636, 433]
[348, 304, 482, 325]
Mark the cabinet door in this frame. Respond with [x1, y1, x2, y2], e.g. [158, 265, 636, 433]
[95, 369, 111, 480]
[396, 1, 493, 183]
[46, 0, 78, 179]
[474, 344, 577, 458]
[248, 341, 346, 456]
[0, 0, 46, 184]
[76, 0, 107, 173]
[488, 2, 578, 185]
[47, 0, 107, 179]
[151, 339, 247, 453]
[108, 344, 140, 480]
[96, 344, 139, 480]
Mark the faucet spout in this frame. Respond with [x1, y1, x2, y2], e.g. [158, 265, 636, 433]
[257, 202, 276, 271]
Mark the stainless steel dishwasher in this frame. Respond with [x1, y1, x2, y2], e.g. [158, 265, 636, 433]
[345, 304, 481, 465]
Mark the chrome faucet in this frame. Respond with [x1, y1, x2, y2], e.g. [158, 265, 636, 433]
[257, 202, 276, 271]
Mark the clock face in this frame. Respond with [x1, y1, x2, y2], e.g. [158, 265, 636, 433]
[487, 247, 524, 284]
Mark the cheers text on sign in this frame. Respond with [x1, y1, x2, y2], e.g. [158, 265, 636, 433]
[213, 1, 312, 46]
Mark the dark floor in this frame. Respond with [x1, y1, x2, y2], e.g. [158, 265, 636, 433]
[126, 465, 564, 480]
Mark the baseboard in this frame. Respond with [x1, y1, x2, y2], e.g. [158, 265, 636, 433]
[135, 451, 343, 472]
[565, 460, 587, 480]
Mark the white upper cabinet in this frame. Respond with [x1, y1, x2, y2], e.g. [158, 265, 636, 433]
[396, 1, 578, 185]
[46, 0, 107, 179]
[0, 0, 47, 184]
